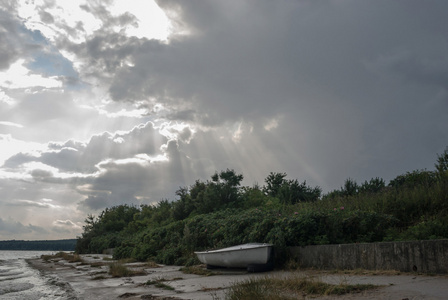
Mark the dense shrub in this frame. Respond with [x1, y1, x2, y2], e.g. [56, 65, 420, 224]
[112, 207, 398, 265]
[77, 151, 448, 267]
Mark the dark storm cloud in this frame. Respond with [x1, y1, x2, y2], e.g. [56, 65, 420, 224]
[1, 0, 448, 237]
[3, 1, 448, 192]
[77, 0, 447, 134]
[139, 0, 447, 188]
[366, 51, 448, 89]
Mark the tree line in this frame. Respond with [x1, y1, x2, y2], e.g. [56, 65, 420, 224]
[75, 148, 448, 266]
[0, 239, 77, 251]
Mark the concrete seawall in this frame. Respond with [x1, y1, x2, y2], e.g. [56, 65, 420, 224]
[290, 239, 448, 274]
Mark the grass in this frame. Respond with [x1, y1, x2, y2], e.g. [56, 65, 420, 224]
[327, 268, 402, 276]
[144, 278, 176, 291]
[224, 275, 378, 300]
[118, 258, 137, 264]
[89, 262, 108, 268]
[154, 282, 175, 290]
[145, 260, 160, 268]
[120, 261, 160, 269]
[102, 256, 114, 261]
[286, 265, 404, 276]
[41, 252, 83, 263]
[180, 265, 216, 276]
[108, 262, 146, 277]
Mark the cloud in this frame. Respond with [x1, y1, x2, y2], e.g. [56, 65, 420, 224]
[53, 219, 80, 229]
[0, 217, 47, 235]
[0, 8, 27, 71]
[0, 89, 14, 104]
[27, 223, 49, 234]
[7, 199, 60, 209]
[0, 1, 448, 241]
[0, 121, 23, 128]
[51, 219, 83, 236]
[0, 59, 62, 89]
[3, 122, 168, 174]
[365, 50, 448, 89]
[79, 194, 116, 211]
[2, 120, 194, 212]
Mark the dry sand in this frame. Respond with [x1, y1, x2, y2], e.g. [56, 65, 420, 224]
[27, 254, 448, 300]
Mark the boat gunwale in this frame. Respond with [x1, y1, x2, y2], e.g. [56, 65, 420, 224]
[194, 243, 272, 255]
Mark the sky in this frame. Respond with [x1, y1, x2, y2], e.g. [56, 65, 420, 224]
[0, 0, 447, 240]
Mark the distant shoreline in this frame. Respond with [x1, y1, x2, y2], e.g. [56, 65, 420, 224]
[0, 239, 76, 251]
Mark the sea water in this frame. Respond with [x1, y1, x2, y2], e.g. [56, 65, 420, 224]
[0, 250, 68, 299]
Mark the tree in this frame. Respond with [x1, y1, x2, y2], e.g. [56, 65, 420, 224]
[263, 172, 287, 197]
[98, 205, 140, 233]
[82, 214, 97, 234]
[388, 170, 437, 189]
[264, 172, 321, 204]
[435, 147, 448, 179]
[341, 178, 358, 197]
[212, 169, 244, 207]
[289, 180, 322, 203]
[151, 199, 173, 225]
[190, 180, 210, 214]
[359, 177, 385, 194]
[240, 184, 267, 208]
[172, 186, 194, 220]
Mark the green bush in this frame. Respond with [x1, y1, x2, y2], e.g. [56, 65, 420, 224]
[398, 217, 448, 241]
[76, 156, 448, 268]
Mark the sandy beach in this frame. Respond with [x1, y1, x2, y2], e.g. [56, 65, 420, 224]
[27, 254, 448, 300]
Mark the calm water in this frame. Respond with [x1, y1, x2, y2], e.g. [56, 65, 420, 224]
[0, 250, 68, 299]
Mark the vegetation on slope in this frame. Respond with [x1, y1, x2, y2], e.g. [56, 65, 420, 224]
[75, 148, 448, 266]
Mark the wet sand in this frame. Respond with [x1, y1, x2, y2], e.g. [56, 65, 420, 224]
[27, 254, 448, 300]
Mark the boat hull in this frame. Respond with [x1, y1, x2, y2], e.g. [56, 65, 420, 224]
[194, 243, 273, 268]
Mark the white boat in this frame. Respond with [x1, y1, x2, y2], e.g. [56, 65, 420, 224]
[194, 243, 274, 272]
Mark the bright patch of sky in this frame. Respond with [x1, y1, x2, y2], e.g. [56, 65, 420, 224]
[0, 134, 47, 167]
[109, 0, 171, 40]
[27, 51, 78, 79]
[0, 59, 62, 89]
[17, 0, 171, 43]
[17, 0, 101, 44]
[158, 122, 194, 141]
[13, 0, 171, 94]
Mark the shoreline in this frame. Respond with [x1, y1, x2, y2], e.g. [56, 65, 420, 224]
[26, 258, 80, 300]
[26, 254, 448, 300]
[26, 254, 251, 300]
